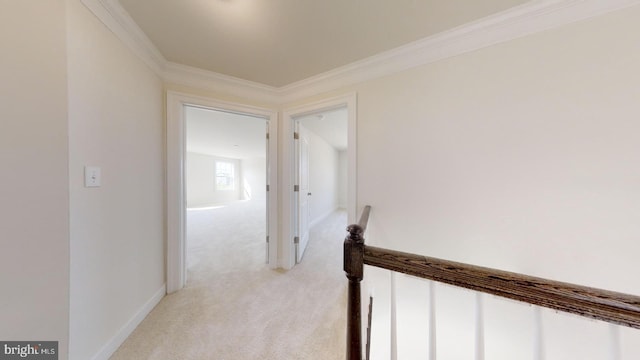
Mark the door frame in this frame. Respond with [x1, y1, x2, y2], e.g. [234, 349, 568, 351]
[294, 122, 310, 263]
[281, 93, 357, 270]
[166, 91, 278, 293]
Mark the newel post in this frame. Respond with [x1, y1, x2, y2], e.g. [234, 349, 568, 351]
[344, 223, 365, 360]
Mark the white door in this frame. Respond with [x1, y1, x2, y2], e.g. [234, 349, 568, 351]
[265, 121, 270, 264]
[296, 123, 311, 263]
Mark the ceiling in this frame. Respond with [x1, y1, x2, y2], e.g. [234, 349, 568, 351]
[186, 106, 267, 159]
[297, 108, 348, 151]
[118, 0, 530, 87]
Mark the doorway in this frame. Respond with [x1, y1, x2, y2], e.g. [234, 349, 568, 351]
[166, 92, 278, 293]
[292, 108, 350, 263]
[185, 106, 269, 278]
[282, 93, 357, 269]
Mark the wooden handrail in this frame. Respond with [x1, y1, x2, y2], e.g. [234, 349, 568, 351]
[356, 205, 371, 232]
[344, 205, 640, 359]
[364, 246, 640, 329]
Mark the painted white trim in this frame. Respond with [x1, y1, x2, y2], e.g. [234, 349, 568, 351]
[533, 306, 544, 360]
[390, 272, 398, 360]
[80, 0, 164, 74]
[163, 62, 279, 104]
[166, 92, 187, 293]
[475, 293, 485, 360]
[90, 284, 166, 360]
[428, 281, 436, 360]
[281, 93, 357, 269]
[166, 91, 279, 292]
[83, 0, 640, 104]
[80, 0, 278, 103]
[276, 0, 640, 103]
[609, 324, 621, 360]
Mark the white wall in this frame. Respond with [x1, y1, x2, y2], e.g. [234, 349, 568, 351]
[186, 152, 241, 207]
[67, 1, 165, 359]
[291, 5, 640, 359]
[300, 126, 340, 226]
[355, 5, 640, 291]
[241, 157, 266, 201]
[0, 1, 70, 358]
[338, 150, 348, 209]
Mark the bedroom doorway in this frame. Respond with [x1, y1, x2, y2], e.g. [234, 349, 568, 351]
[185, 106, 269, 281]
[166, 92, 278, 293]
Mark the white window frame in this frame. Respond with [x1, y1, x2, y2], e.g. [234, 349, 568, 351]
[215, 160, 235, 191]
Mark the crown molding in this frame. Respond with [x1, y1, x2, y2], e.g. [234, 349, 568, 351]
[82, 0, 640, 105]
[81, 0, 165, 74]
[276, 0, 640, 103]
[80, 0, 279, 103]
[163, 62, 280, 104]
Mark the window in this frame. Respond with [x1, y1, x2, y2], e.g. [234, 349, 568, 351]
[216, 161, 235, 191]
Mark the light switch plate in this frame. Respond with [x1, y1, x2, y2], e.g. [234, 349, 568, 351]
[85, 166, 101, 187]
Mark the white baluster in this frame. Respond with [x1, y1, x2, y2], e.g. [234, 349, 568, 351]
[475, 293, 485, 360]
[609, 324, 621, 360]
[390, 272, 398, 360]
[428, 281, 436, 360]
[533, 307, 544, 360]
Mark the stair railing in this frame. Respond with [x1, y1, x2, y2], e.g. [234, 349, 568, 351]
[344, 205, 640, 360]
[344, 205, 371, 360]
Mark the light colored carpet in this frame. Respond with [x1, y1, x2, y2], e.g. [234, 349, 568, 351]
[110, 200, 348, 360]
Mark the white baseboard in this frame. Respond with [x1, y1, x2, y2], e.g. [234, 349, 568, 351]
[310, 207, 340, 229]
[91, 284, 166, 360]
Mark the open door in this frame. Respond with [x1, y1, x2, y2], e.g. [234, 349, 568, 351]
[281, 94, 355, 270]
[295, 122, 311, 263]
[265, 121, 270, 263]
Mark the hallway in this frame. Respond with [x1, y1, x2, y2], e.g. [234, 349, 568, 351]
[111, 204, 348, 360]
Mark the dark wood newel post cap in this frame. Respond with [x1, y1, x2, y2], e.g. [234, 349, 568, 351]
[344, 224, 365, 280]
[346, 224, 364, 241]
